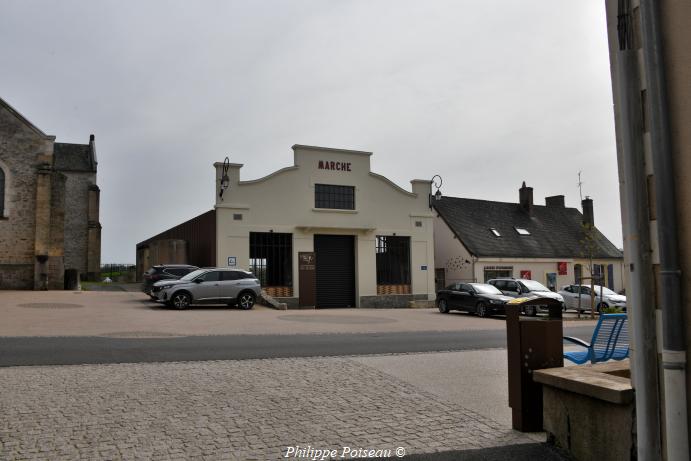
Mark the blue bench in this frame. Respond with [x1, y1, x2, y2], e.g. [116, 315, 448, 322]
[564, 313, 629, 364]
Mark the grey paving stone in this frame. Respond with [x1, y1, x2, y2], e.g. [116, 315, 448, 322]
[0, 356, 535, 460]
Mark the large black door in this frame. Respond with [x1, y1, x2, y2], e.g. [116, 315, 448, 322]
[314, 234, 355, 308]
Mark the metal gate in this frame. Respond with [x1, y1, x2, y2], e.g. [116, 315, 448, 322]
[314, 234, 355, 308]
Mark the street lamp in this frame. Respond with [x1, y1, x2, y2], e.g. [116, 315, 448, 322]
[219, 156, 230, 200]
[429, 174, 443, 208]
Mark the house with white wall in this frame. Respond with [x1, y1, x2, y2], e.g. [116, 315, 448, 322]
[433, 182, 625, 293]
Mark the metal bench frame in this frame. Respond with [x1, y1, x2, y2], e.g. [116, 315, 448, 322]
[564, 313, 629, 364]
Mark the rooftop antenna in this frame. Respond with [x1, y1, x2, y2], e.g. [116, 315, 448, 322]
[577, 170, 584, 202]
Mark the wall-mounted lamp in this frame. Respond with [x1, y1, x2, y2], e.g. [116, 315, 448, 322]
[219, 157, 230, 200]
[429, 174, 443, 208]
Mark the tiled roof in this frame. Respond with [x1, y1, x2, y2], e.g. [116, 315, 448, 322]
[434, 196, 623, 259]
[53, 142, 96, 172]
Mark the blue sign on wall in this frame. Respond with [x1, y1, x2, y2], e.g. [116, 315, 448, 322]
[421, 265, 428, 271]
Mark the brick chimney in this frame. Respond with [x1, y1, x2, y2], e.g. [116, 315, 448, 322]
[519, 181, 533, 213]
[545, 195, 565, 208]
[582, 197, 594, 228]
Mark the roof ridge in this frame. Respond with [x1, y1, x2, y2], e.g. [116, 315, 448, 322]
[0, 96, 52, 139]
[439, 195, 579, 211]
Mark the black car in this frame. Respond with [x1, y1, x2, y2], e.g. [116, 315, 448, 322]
[436, 282, 513, 317]
[142, 264, 199, 296]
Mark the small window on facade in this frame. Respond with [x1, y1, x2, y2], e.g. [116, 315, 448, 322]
[415, 221, 422, 227]
[514, 227, 531, 235]
[233, 213, 243, 221]
[315, 184, 355, 210]
[490, 228, 501, 237]
[0, 167, 5, 216]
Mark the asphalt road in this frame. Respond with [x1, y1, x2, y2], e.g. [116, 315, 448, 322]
[0, 325, 595, 367]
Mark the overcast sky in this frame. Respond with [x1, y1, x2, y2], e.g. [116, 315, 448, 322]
[1, 1, 621, 264]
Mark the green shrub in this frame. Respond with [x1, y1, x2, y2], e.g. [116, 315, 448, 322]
[602, 306, 624, 314]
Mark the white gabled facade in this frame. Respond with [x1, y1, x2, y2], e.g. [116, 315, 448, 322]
[213, 144, 435, 308]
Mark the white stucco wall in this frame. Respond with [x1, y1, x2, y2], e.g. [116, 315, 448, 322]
[433, 214, 475, 285]
[214, 145, 436, 304]
[473, 258, 625, 293]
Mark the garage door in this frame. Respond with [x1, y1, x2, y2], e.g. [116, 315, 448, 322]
[314, 234, 355, 308]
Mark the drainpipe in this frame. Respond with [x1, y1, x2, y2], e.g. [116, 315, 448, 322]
[640, 1, 690, 459]
[614, 1, 661, 459]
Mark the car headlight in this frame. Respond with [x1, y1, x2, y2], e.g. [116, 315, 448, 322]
[489, 299, 503, 304]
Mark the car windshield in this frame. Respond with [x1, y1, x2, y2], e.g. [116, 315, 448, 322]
[470, 284, 503, 295]
[593, 285, 618, 296]
[179, 269, 207, 281]
[520, 280, 550, 292]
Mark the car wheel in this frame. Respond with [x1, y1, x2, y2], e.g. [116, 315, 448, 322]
[238, 292, 256, 310]
[597, 302, 607, 313]
[524, 305, 537, 316]
[171, 292, 191, 310]
[438, 299, 449, 314]
[476, 302, 488, 318]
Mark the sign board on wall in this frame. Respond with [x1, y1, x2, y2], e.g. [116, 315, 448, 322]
[227, 257, 237, 267]
[299, 253, 315, 271]
[520, 270, 532, 279]
[298, 252, 316, 307]
[557, 262, 568, 275]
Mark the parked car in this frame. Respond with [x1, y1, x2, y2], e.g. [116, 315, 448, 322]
[143, 264, 199, 296]
[486, 278, 565, 316]
[153, 267, 261, 310]
[558, 284, 627, 312]
[436, 282, 513, 317]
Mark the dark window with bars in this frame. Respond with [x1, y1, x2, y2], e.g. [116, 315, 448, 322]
[375, 236, 411, 285]
[315, 184, 355, 210]
[249, 232, 293, 287]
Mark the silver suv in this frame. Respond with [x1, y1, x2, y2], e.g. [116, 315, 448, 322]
[153, 268, 261, 310]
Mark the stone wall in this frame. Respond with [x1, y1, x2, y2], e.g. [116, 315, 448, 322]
[86, 185, 100, 280]
[0, 105, 54, 289]
[62, 172, 94, 275]
[46, 171, 66, 290]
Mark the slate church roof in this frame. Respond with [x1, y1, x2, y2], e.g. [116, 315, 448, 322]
[434, 196, 623, 259]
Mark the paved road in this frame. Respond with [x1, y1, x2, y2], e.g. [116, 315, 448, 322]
[0, 325, 594, 367]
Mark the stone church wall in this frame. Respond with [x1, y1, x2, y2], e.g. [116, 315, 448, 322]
[0, 107, 52, 289]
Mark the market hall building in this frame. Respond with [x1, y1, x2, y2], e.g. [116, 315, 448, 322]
[136, 145, 436, 308]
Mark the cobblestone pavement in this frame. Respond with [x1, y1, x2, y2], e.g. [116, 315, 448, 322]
[0, 357, 533, 460]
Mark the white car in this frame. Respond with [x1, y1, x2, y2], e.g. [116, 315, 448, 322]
[558, 284, 627, 312]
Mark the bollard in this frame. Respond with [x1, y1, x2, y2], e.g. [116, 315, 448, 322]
[506, 297, 564, 432]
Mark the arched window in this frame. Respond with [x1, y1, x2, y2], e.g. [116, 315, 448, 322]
[0, 167, 5, 217]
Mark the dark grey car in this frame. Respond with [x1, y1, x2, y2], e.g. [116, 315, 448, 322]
[154, 268, 261, 310]
[143, 264, 199, 296]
